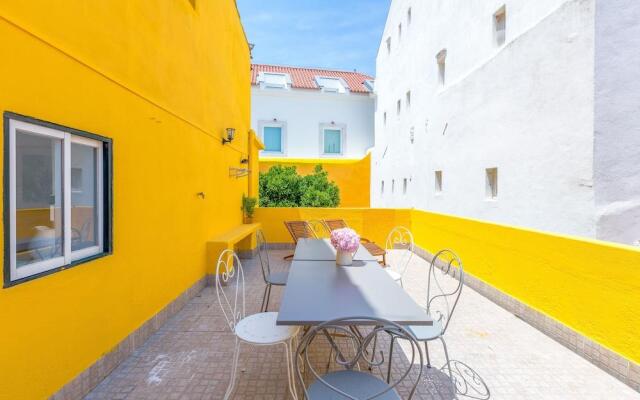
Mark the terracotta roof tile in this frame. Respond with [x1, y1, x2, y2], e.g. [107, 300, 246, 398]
[251, 64, 374, 93]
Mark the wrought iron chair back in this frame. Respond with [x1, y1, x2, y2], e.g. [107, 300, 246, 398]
[427, 249, 464, 335]
[284, 220, 317, 243]
[385, 226, 414, 277]
[323, 218, 349, 231]
[215, 249, 246, 333]
[307, 219, 331, 238]
[255, 229, 271, 283]
[295, 317, 423, 400]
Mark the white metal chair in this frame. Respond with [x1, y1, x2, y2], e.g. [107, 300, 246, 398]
[256, 229, 289, 312]
[386, 249, 464, 395]
[215, 249, 299, 399]
[384, 227, 414, 287]
[295, 317, 424, 400]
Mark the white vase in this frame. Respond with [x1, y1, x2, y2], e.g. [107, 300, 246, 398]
[336, 250, 353, 266]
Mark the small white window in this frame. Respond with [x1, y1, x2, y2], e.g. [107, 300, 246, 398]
[316, 76, 347, 93]
[386, 37, 392, 54]
[392, 179, 395, 193]
[364, 80, 375, 92]
[436, 49, 447, 87]
[259, 72, 290, 89]
[403, 178, 408, 194]
[397, 99, 401, 115]
[398, 23, 402, 40]
[486, 168, 498, 199]
[406, 91, 411, 108]
[321, 124, 345, 155]
[5, 114, 112, 285]
[407, 8, 412, 25]
[435, 170, 443, 193]
[261, 121, 286, 154]
[494, 6, 506, 46]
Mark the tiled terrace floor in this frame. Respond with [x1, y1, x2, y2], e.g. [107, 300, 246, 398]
[86, 250, 640, 400]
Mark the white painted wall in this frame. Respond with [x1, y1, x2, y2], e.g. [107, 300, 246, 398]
[593, 0, 640, 244]
[251, 87, 375, 158]
[373, 0, 600, 238]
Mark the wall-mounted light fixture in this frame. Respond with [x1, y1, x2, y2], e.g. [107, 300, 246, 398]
[240, 157, 249, 164]
[272, 118, 278, 122]
[222, 128, 235, 144]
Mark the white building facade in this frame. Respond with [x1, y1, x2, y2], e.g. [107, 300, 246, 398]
[372, 0, 640, 244]
[251, 64, 375, 159]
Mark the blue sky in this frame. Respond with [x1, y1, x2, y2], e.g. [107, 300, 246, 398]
[237, 0, 390, 77]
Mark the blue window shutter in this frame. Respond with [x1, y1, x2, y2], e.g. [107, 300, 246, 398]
[324, 129, 341, 154]
[263, 127, 282, 152]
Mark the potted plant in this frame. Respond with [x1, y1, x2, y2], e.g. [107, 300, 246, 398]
[242, 194, 257, 224]
[330, 228, 360, 266]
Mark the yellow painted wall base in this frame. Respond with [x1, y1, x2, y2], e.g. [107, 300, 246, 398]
[254, 207, 640, 366]
[259, 153, 371, 207]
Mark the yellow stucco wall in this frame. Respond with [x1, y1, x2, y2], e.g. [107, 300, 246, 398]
[0, 2, 251, 399]
[254, 207, 640, 365]
[259, 153, 371, 207]
[409, 209, 640, 365]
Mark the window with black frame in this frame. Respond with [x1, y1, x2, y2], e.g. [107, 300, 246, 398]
[4, 112, 112, 286]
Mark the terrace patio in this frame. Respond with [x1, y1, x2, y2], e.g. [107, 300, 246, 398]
[84, 249, 639, 400]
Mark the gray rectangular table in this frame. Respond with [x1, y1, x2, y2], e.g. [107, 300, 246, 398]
[293, 238, 378, 262]
[278, 239, 432, 326]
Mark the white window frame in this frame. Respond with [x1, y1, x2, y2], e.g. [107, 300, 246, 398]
[6, 115, 110, 285]
[315, 76, 348, 94]
[494, 6, 506, 47]
[437, 49, 447, 87]
[258, 72, 291, 90]
[435, 170, 443, 194]
[319, 123, 346, 156]
[259, 120, 286, 155]
[486, 167, 498, 200]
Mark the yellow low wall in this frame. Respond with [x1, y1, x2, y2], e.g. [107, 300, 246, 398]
[253, 207, 409, 244]
[259, 153, 371, 207]
[254, 207, 640, 365]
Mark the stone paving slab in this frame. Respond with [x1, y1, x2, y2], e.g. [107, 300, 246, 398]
[86, 250, 640, 400]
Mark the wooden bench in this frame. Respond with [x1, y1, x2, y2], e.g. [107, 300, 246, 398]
[206, 223, 261, 274]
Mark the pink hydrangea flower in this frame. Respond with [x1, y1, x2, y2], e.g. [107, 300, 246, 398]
[330, 228, 360, 253]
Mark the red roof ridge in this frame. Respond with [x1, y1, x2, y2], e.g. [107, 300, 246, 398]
[251, 63, 375, 93]
[252, 63, 374, 80]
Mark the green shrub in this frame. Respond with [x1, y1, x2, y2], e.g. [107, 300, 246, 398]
[259, 164, 340, 207]
[241, 194, 257, 219]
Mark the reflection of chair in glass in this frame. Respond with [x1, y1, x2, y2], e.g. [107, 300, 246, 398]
[387, 249, 464, 395]
[295, 316, 424, 399]
[256, 229, 289, 312]
[323, 219, 387, 265]
[71, 220, 94, 249]
[283, 220, 317, 260]
[384, 227, 414, 286]
[72, 220, 93, 250]
[215, 250, 299, 400]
